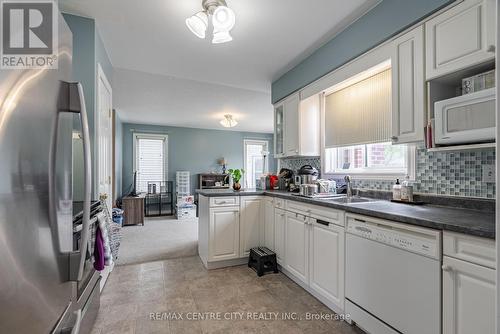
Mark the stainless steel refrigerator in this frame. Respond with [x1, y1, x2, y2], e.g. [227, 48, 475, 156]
[0, 11, 93, 334]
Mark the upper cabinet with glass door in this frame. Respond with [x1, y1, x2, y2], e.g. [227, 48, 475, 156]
[274, 103, 285, 158]
[425, 0, 496, 80]
[273, 92, 320, 158]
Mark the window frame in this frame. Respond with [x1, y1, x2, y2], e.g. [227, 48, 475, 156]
[243, 139, 269, 188]
[132, 133, 169, 193]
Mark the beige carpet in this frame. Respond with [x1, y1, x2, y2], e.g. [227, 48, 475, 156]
[116, 216, 198, 265]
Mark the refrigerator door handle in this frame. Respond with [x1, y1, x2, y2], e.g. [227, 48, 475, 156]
[69, 82, 92, 282]
[70, 309, 82, 334]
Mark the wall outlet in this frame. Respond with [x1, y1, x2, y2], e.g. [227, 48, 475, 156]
[482, 165, 495, 183]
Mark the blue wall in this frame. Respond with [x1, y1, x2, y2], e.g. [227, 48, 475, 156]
[63, 13, 114, 198]
[114, 114, 123, 200]
[271, 0, 454, 103]
[121, 123, 275, 197]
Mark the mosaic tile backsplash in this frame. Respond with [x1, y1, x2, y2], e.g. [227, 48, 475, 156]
[279, 147, 496, 199]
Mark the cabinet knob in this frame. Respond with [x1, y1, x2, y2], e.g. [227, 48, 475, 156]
[391, 136, 398, 142]
[442, 265, 453, 272]
[487, 45, 496, 53]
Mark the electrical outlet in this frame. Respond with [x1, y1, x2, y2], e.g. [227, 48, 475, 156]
[482, 165, 495, 183]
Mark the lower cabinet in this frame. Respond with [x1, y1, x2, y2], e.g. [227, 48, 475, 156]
[263, 197, 275, 250]
[443, 256, 495, 334]
[284, 211, 310, 285]
[274, 208, 286, 265]
[309, 220, 345, 310]
[208, 206, 240, 261]
[239, 196, 264, 257]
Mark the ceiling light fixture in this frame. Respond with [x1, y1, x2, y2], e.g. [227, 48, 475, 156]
[220, 114, 238, 128]
[186, 0, 236, 44]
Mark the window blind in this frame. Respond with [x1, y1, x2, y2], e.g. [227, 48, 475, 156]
[324, 69, 392, 148]
[136, 137, 166, 192]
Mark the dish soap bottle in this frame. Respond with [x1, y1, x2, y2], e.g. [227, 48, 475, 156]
[401, 175, 413, 202]
[392, 179, 402, 200]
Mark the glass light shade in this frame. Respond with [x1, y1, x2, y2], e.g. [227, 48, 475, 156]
[212, 6, 235, 32]
[220, 114, 238, 127]
[185, 11, 208, 38]
[212, 30, 233, 44]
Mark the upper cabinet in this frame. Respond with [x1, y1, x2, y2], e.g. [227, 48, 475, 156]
[391, 25, 425, 144]
[274, 92, 320, 158]
[425, 0, 496, 80]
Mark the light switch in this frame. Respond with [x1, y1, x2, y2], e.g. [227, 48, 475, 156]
[482, 165, 495, 183]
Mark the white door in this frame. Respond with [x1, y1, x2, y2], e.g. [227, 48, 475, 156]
[285, 211, 309, 284]
[425, 0, 496, 80]
[443, 256, 495, 334]
[96, 64, 113, 210]
[284, 93, 300, 156]
[263, 197, 274, 250]
[274, 208, 286, 265]
[239, 196, 263, 257]
[392, 25, 425, 144]
[243, 140, 269, 189]
[309, 221, 345, 311]
[209, 207, 240, 261]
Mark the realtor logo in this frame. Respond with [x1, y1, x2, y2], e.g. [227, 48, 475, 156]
[1, 0, 58, 69]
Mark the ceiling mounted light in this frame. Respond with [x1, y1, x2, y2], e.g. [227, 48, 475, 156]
[185, 11, 208, 38]
[220, 114, 238, 128]
[186, 0, 236, 44]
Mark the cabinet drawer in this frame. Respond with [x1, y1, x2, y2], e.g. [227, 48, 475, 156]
[209, 196, 239, 207]
[443, 231, 495, 269]
[286, 200, 344, 227]
[274, 198, 285, 209]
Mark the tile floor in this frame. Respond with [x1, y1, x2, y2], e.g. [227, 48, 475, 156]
[92, 256, 365, 334]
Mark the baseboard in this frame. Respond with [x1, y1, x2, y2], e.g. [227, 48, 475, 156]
[205, 257, 247, 269]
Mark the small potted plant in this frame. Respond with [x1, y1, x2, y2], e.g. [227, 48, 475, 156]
[227, 168, 244, 191]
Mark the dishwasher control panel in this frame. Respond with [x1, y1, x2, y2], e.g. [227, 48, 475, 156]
[346, 216, 440, 259]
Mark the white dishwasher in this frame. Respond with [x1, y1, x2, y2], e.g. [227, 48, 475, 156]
[345, 214, 441, 334]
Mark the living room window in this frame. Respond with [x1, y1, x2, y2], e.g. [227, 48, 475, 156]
[244, 139, 269, 188]
[133, 133, 168, 193]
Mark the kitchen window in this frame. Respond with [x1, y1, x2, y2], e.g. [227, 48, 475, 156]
[133, 133, 168, 193]
[324, 142, 414, 178]
[244, 139, 269, 188]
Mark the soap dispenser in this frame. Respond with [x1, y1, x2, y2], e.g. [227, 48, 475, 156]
[392, 179, 402, 200]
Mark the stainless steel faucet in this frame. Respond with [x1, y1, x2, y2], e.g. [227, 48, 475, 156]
[345, 175, 353, 199]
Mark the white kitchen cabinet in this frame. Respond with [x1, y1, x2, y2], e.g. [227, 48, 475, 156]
[239, 196, 264, 257]
[208, 206, 240, 262]
[442, 256, 495, 334]
[309, 220, 345, 311]
[274, 92, 320, 158]
[274, 104, 285, 158]
[263, 197, 275, 250]
[391, 25, 425, 144]
[274, 208, 286, 265]
[425, 0, 496, 80]
[284, 211, 309, 284]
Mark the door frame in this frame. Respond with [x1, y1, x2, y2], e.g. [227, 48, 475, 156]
[243, 139, 269, 188]
[96, 63, 113, 205]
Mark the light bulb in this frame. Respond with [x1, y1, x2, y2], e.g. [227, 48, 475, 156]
[185, 11, 208, 39]
[212, 6, 235, 32]
[212, 30, 232, 44]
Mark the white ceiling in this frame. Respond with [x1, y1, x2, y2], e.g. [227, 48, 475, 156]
[60, 0, 379, 132]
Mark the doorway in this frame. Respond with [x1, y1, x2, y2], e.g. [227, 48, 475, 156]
[244, 139, 269, 188]
[96, 64, 113, 211]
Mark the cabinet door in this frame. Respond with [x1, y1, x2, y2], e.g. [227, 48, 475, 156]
[284, 93, 300, 157]
[239, 196, 263, 257]
[392, 25, 425, 144]
[263, 197, 275, 250]
[425, 0, 496, 80]
[284, 212, 309, 284]
[209, 207, 240, 261]
[309, 222, 345, 310]
[443, 256, 495, 334]
[274, 209, 286, 265]
[274, 104, 285, 158]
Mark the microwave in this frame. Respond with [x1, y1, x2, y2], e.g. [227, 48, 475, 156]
[435, 88, 496, 145]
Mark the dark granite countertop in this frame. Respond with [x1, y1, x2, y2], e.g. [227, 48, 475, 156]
[196, 189, 495, 239]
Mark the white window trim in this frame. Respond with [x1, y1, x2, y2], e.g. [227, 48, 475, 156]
[132, 133, 169, 189]
[243, 139, 269, 188]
